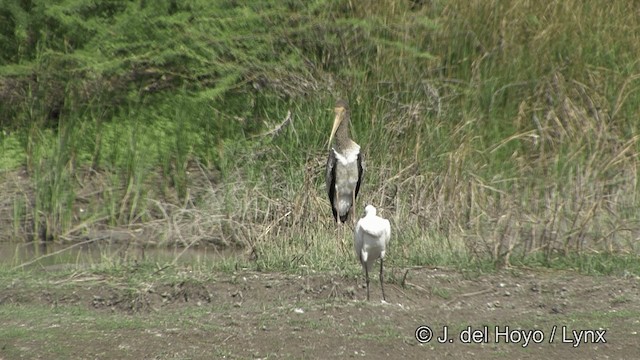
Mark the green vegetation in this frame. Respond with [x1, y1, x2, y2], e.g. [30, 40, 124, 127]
[1, 0, 639, 273]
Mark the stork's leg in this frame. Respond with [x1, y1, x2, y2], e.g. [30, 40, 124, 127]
[364, 265, 370, 301]
[350, 192, 357, 227]
[334, 220, 348, 256]
[337, 223, 341, 253]
[335, 220, 342, 255]
[380, 258, 386, 301]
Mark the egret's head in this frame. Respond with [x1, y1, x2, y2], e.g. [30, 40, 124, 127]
[328, 99, 350, 149]
[364, 205, 377, 216]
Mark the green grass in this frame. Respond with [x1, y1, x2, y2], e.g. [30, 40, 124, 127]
[0, 298, 238, 358]
[1, 0, 640, 274]
[514, 253, 640, 276]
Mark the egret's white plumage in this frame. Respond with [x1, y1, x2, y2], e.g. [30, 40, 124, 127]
[354, 205, 391, 301]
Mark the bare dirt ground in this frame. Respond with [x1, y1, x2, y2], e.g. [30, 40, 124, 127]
[1, 266, 640, 359]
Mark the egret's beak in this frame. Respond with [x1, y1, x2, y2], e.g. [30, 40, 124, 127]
[328, 107, 345, 149]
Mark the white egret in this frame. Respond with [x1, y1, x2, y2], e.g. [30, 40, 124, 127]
[354, 205, 391, 301]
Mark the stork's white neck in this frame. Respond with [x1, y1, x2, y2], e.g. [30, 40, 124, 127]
[332, 143, 360, 164]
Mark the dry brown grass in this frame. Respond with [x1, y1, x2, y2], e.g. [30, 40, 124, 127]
[2, 0, 640, 272]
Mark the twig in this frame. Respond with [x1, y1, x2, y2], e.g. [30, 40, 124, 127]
[400, 268, 436, 294]
[386, 162, 416, 183]
[253, 110, 292, 138]
[222, 334, 234, 344]
[388, 283, 409, 299]
[256, 211, 292, 242]
[153, 264, 172, 275]
[445, 287, 495, 306]
[59, 216, 111, 240]
[404, 281, 429, 293]
[51, 274, 106, 285]
[401, 269, 410, 288]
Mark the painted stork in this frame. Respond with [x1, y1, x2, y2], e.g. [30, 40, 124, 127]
[354, 205, 391, 301]
[325, 99, 364, 226]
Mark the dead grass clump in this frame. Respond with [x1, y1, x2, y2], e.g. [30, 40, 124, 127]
[0, 167, 34, 242]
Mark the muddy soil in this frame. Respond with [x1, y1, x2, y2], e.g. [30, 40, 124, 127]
[1, 267, 640, 359]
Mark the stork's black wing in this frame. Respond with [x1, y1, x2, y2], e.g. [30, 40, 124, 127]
[354, 152, 364, 201]
[325, 149, 338, 222]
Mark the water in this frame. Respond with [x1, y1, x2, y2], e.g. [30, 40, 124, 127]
[0, 241, 239, 270]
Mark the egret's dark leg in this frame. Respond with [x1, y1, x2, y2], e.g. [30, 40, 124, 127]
[380, 258, 386, 301]
[364, 265, 370, 301]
